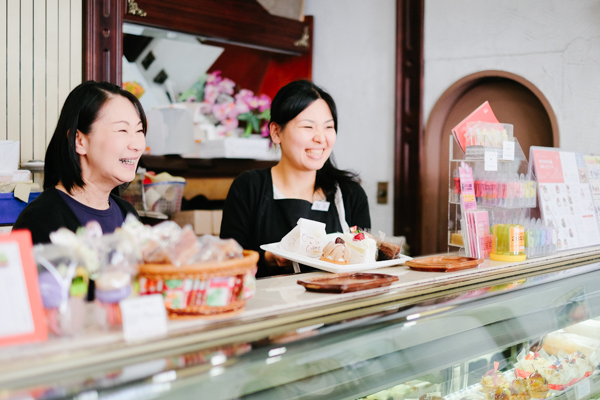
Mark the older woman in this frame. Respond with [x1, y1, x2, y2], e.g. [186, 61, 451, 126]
[14, 80, 147, 244]
[220, 80, 371, 278]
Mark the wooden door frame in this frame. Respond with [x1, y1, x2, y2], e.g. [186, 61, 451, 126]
[420, 70, 560, 255]
[394, 0, 425, 255]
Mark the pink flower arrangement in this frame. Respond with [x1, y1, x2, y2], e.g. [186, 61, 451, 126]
[180, 71, 271, 138]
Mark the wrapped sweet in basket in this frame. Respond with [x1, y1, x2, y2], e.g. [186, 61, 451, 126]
[138, 250, 259, 318]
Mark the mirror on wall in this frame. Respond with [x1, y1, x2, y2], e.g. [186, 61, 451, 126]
[122, 22, 226, 111]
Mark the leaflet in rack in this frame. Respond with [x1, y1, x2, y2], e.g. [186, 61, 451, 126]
[584, 155, 600, 228]
[531, 148, 600, 251]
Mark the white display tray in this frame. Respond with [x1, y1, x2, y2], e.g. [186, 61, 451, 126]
[260, 240, 412, 274]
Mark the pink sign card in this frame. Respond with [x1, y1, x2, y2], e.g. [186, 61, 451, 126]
[533, 149, 564, 184]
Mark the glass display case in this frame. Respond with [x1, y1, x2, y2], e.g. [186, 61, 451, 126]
[3, 256, 600, 400]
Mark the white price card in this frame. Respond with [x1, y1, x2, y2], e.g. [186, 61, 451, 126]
[576, 378, 590, 399]
[120, 294, 168, 343]
[484, 150, 498, 171]
[502, 140, 515, 161]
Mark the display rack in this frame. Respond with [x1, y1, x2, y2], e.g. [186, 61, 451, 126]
[448, 135, 549, 257]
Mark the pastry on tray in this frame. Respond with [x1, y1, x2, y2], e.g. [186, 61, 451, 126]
[526, 372, 549, 398]
[342, 231, 378, 263]
[419, 393, 444, 400]
[320, 237, 351, 265]
[508, 378, 529, 400]
[492, 387, 511, 400]
[480, 369, 509, 396]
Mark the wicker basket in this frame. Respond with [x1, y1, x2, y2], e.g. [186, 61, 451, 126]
[138, 250, 259, 318]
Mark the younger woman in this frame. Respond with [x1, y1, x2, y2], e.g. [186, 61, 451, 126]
[220, 80, 370, 278]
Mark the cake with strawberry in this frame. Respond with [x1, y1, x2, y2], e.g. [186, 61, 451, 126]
[342, 229, 378, 264]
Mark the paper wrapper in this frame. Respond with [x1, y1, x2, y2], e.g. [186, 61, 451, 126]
[280, 218, 327, 258]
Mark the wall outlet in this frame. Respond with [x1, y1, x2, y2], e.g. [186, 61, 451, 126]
[377, 182, 388, 204]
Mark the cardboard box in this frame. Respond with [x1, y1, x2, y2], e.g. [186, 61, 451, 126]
[172, 210, 222, 236]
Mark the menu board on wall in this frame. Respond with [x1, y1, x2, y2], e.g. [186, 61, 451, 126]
[531, 147, 600, 251]
[0, 230, 47, 348]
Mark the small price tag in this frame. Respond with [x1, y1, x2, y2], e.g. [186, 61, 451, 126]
[120, 294, 168, 343]
[502, 140, 515, 161]
[576, 378, 590, 399]
[484, 151, 498, 171]
[311, 200, 330, 212]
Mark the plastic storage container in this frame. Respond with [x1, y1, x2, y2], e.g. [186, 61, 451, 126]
[143, 181, 186, 215]
[0, 192, 41, 224]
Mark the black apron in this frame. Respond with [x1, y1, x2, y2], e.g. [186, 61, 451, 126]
[256, 196, 345, 276]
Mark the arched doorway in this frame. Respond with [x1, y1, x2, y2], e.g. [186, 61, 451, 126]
[421, 71, 559, 255]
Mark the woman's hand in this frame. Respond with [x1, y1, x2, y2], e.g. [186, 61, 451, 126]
[265, 251, 292, 268]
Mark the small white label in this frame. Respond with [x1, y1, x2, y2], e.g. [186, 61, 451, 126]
[311, 200, 330, 212]
[484, 150, 498, 171]
[120, 294, 168, 343]
[576, 378, 591, 399]
[502, 140, 515, 160]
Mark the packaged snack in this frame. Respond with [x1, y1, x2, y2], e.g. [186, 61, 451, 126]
[34, 244, 88, 336]
[569, 350, 594, 379]
[190, 235, 244, 264]
[280, 218, 327, 258]
[94, 270, 132, 328]
[163, 278, 194, 309]
[206, 277, 236, 307]
[365, 230, 405, 260]
[242, 269, 257, 300]
[514, 350, 550, 377]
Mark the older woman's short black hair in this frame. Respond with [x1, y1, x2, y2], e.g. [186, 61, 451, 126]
[43, 80, 147, 193]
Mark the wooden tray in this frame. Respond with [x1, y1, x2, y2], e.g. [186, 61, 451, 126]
[297, 273, 399, 293]
[405, 256, 483, 272]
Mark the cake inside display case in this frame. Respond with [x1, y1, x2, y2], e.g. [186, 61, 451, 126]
[357, 319, 600, 400]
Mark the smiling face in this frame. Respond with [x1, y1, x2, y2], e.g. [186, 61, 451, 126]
[270, 99, 336, 172]
[76, 95, 145, 190]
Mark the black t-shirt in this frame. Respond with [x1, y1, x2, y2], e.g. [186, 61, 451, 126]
[220, 168, 371, 278]
[13, 188, 138, 244]
[56, 191, 124, 234]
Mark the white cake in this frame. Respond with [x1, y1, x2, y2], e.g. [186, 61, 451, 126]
[342, 232, 378, 264]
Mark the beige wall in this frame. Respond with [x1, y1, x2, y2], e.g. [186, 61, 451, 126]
[1, 0, 82, 165]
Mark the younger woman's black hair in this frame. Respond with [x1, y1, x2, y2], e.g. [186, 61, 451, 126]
[269, 80, 359, 200]
[44, 80, 147, 193]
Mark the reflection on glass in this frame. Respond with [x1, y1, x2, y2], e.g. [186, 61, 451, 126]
[122, 22, 224, 111]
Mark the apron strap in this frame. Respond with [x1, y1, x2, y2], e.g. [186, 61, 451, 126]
[335, 185, 350, 233]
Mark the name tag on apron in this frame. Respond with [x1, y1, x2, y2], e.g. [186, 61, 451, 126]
[311, 200, 330, 212]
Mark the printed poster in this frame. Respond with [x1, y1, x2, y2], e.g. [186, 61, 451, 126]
[533, 149, 600, 251]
